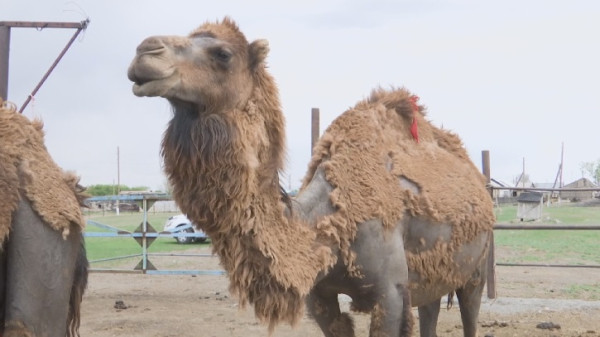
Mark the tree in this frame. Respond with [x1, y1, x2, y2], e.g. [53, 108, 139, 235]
[580, 160, 600, 185]
[86, 184, 150, 196]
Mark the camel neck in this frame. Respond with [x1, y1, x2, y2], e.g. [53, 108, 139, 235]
[161, 93, 334, 330]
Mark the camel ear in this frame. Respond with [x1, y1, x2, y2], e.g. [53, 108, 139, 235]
[249, 39, 269, 70]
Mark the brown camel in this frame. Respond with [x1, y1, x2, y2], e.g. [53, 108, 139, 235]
[0, 101, 88, 337]
[128, 17, 495, 337]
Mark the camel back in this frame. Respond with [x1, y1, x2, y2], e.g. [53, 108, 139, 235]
[0, 101, 86, 245]
[303, 88, 495, 278]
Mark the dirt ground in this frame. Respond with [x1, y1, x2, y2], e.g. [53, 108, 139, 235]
[79, 246, 600, 337]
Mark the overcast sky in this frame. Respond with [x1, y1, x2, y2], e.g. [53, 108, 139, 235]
[3, 0, 599, 191]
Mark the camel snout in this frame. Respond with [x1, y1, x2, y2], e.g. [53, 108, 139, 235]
[136, 36, 167, 55]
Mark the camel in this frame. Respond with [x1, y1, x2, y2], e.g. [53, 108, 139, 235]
[127, 17, 495, 337]
[0, 100, 88, 337]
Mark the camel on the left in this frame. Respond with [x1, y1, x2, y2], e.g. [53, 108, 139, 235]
[0, 100, 88, 337]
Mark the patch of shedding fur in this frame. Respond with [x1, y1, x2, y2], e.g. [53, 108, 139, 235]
[0, 100, 87, 246]
[303, 87, 495, 283]
[398, 175, 421, 195]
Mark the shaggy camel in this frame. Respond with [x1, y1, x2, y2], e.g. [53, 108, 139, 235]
[0, 101, 88, 337]
[128, 17, 495, 337]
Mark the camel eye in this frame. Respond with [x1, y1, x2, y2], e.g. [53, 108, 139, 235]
[213, 48, 232, 63]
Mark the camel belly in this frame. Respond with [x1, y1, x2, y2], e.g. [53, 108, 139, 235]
[403, 219, 490, 307]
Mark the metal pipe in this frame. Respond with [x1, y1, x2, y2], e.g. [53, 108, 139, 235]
[0, 26, 10, 101]
[89, 254, 142, 264]
[0, 21, 87, 29]
[496, 262, 600, 269]
[19, 19, 89, 112]
[491, 186, 600, 192]
[494, 224, 600, 230]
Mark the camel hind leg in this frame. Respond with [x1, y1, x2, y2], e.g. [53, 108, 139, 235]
[456, 279, 485, 337]
[456, 253, 488, 337]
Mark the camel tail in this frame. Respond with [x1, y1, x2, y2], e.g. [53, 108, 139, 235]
[400, 287, 414, 337]
[446, 291, 455, 310]
[67, 235, 89, 337]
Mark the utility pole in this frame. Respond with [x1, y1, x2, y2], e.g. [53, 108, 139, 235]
[521, 157, 526, 187]
[0, 25, 10, 101]
[311, 108, 320, 156]
[560, 142, 564, 188]
[116, 146, 121, 215]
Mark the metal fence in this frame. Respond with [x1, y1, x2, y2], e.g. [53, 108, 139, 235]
[482, 151, 600, 298]
[84, 159, 599, 301]
[85, 193, 224, 276]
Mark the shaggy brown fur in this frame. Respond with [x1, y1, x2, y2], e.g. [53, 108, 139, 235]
[159, 20, 335, 331]
[305, 87, 495, 287]
[129, 17, 494, 336]
[0, 101, 87, 244]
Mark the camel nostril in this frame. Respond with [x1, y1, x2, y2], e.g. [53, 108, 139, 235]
[136, 36, 166, 55]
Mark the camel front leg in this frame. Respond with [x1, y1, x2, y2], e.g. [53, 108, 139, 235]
[307, 288, 355, 337]
[352, 219, 412, 337]
[417, 298, 441, 337]
[369, 284, 413, 337]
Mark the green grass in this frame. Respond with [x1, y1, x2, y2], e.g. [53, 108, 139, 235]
[84, 212, 210, 267]
[565, 284, 600, 300]
[493, 204, 600, 265]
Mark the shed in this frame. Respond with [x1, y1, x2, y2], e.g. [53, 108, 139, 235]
[560, 178, 597, 201]
[517, 192, 543, 221]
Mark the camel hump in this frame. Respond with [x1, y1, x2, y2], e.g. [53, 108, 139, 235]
[365, 87, 425, 120]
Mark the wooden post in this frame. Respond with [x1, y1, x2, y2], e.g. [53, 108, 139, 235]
[311, 108, 320, 156]
[0, 26, 10, 101]
[482, 150, 496, 299]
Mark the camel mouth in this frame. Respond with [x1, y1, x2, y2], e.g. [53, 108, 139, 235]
[127, 55, 178, 97]
[128, 64, 179, 98]
[131, 77, 176, 98]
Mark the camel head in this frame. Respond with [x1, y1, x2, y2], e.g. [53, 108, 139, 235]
[127, 17, 270, 113]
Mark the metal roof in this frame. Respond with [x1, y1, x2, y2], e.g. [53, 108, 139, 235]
[517, 192, 543, 203]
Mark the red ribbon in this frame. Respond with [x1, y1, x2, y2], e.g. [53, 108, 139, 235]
[409, 95, 420, 143]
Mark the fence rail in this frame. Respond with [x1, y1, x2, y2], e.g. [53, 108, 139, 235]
[85, 193, 224, 276]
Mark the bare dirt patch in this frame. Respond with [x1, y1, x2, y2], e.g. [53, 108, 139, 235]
[80, 246, 600, 337]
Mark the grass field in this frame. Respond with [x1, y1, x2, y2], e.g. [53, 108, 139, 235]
[84, 212, 210, 269]
[493, 204, 600, 266]
[84, 204, 600, 269]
